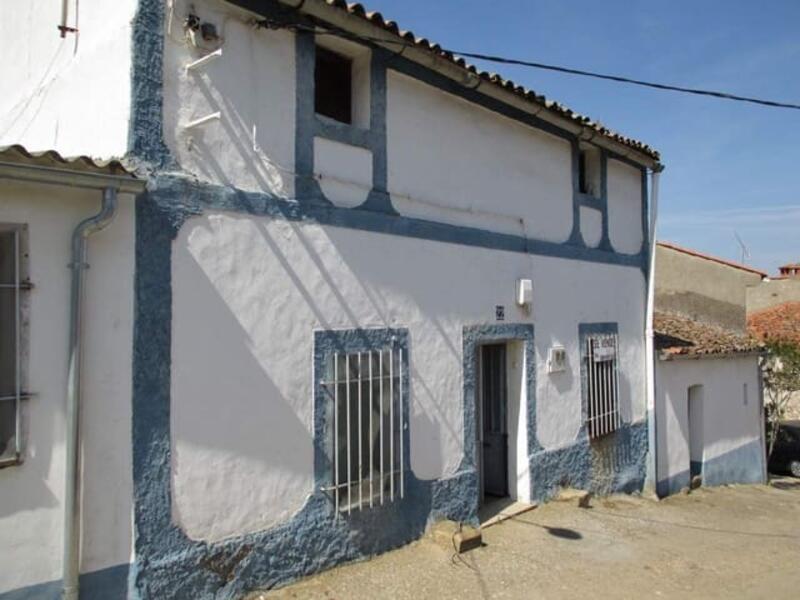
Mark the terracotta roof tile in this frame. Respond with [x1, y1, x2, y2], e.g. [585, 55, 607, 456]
[748, 302, 800, 345]
[654, 312, 762, 357]
[318, 1, 660, 161]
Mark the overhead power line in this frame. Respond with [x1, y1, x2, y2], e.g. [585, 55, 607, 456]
[449, 50, 800, 111]
[260, 16, 800, 112]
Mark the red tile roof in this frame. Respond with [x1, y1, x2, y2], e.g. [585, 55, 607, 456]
[748, 302, 800, 345]
[654, 312, 761, 358]
[657, 241, 768, 278]
[309, 1, 661, 161]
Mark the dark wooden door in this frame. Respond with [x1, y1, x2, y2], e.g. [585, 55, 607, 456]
[481, 344, 508, 498]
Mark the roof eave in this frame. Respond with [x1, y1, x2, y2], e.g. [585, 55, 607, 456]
[0, 160, 145, 194]
[267, 0, 662, 170]
[658, 349, 764, 362]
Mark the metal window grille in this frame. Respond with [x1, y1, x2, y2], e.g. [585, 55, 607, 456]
[321, 346, 404, 513]
[0, 226, 30, 466]
[585, 332, 620, 439]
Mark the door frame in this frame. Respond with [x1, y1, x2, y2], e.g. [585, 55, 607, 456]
[463, 324, 536, 513]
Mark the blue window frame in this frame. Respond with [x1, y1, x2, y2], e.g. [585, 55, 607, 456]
[579, 322, 621, 439]
[314, 328, 409, 513]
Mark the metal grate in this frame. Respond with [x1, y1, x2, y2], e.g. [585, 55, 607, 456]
[0, 227, 24, 465]
[585, 333, 620, 439]
[321, 347, 404, 513]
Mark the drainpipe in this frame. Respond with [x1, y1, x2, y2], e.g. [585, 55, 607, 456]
[644, 168, 662, 496]
[62, 187, 119, 600]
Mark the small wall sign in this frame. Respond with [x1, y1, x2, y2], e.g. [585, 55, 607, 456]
[592, 336, 617, 362]
[495, 305, 505, 321]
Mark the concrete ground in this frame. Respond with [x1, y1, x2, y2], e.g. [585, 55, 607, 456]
[249, 480, 800, 600]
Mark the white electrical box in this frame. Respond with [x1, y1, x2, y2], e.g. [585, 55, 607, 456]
[516, 278, 533, 307]
[548, 346, 567, 373]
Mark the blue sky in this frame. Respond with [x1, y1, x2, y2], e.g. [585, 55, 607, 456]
[362, 0, 800, 273]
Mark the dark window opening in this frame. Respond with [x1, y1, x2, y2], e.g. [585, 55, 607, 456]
[578, 151, 589, 195]
[315, 47, 352, 125]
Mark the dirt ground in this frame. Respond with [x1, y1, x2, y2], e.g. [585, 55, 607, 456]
[250, 479, 800, 600]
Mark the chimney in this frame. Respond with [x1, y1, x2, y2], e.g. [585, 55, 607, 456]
[778, 263, 800, 278]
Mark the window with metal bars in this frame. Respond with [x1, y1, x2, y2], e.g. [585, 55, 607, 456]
[0, 225, 30, 467]
[317, 330, 407, 514]
[582, 326, 621, 439]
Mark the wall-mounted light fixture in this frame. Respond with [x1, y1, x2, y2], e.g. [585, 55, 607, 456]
[516, 278, 533, 310]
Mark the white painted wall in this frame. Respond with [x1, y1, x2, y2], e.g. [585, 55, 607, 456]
[505, 340, 530, 503]
[579, 206, 603, 248]
[0, 181, 135, 594]
[387, 72, 574, 242]
[171, 212, 647, 542]
[162, 0, 296, 197]
[314, 137, 372, 208]
[607, 159, 643, 255]
[656, 355, 765, 493]
[0, 0, 136, 158]
[162, 1, 646, 251]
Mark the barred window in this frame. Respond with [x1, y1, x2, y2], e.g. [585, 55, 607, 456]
[584, 330, 620, 439]
[318, 331, 407, 513]
[1, 225, 30, 467]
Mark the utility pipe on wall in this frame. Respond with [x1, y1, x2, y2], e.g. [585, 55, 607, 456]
[62, 187, 119, 600]
[644, 168, 662, 496]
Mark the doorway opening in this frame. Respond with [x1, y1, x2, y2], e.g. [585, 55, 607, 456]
[477, 340, 530, 525]
[688, 384, 704, 487]
[480, 343, 509, 502]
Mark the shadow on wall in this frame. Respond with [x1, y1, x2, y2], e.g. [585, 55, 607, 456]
[173, 233, 314, 539]
[174, 245, 311, 465]
[0, 401, 59, 517]
[301, 224, 465, 475]
[170, 53, 291, 197]
[173, 211, 472, 536]
[279, 220, 465, 478]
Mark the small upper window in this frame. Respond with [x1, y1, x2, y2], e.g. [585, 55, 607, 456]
[315, 46, 353, 125]
[578, 145, 602, 197]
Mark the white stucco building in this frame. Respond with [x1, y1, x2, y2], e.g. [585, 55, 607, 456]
[653, 244, 767, 497]
[0, 1, 663, 598]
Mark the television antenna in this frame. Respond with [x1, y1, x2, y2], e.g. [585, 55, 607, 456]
[734, 231, 750, 265]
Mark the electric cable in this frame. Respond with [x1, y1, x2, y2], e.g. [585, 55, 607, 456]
[256, 16, 800, 111]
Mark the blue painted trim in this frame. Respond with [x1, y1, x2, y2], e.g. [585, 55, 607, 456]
[462, 323, 647, 504]
[0, 564, 130, 600]
[574, 147, 612, 252]
[131, 198, 476, 597]
[568, 140, 584, 246]
[128, 0, 174, 169]
[640, 166, 650, 269]
[294, 30, 325, 203]
[127, 0, 649, 273]
[656, 439, 766, 498]
[143, 174, 645, 269]
[578, 322, 619, 433]
[294, 28, 396, 214]
[462, 324, 538, 487]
